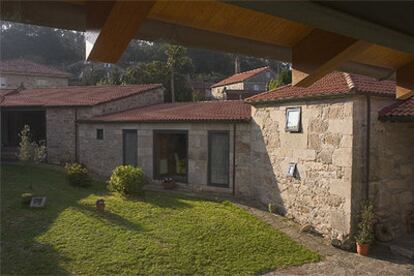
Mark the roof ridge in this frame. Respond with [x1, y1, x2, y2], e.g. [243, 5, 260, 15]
[211, 66, 270, 88]
[20, 83, 162, 90]
[342, 72, 355, 91]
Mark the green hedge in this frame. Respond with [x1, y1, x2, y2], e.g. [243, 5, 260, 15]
[64, 163, 92, 187]
[108, 165, 145, 196]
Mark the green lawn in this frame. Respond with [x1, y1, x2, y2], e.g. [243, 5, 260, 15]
[1, 164, 320, 275]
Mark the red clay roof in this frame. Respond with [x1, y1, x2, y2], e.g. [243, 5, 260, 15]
[82, 101, 251, 123]
[0, 59, 70, 78]
[246, 72, 395, 104]
[0, 84, 162, 107]
[379, 97, 414, 121]
[211, 66, 269, 88]
[0, 88, 19, 96]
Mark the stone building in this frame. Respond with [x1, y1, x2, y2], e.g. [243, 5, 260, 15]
[210, 66, 276, 100]
[77, 101, 251, 194]
[0, 59, 71, 89]
[0, 84, 164, 163]
[1, 71, 412, 244]
[245, 72, 414, 242]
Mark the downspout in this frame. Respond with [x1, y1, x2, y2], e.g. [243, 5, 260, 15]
[75, 108, 79, 162]
[232, 123, 236, 196]
[365, 95, 371, 201]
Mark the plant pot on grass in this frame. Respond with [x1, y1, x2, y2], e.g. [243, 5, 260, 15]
[355, 202, 375, 256]
[162, 177, 176, 190]
[96, 199, 105, 212]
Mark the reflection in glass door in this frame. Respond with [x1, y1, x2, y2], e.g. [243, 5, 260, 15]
[153, 130, 188, 182]
[208, 131, 229, 187]
[123, 129, 137, 166]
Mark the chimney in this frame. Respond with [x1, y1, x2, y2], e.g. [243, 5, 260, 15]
[234, 56, 240, 74]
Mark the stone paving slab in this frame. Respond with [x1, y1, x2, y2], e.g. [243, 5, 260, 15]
[238, 205, 414, 276]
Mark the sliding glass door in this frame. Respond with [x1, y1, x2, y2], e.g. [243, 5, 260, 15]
[153, 130, 188, 182]
[208, 131, 230, 187]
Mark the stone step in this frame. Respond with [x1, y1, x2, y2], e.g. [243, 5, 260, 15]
[390, 244, 414, 260]
[388, 234, 414, 260]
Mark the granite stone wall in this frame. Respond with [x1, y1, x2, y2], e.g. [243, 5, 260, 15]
[46, 107, 77, 164]
[1, 73, 68, 89]
[78, 122, 250, 194]
[353, 96, 414, 240]
[249, 98, 354, 240]
[45, 88, 164, 164]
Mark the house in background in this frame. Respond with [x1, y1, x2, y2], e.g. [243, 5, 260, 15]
[210, 66, 276, 100]
[0, 84, 164, 163]
[0, 59, 71, 89]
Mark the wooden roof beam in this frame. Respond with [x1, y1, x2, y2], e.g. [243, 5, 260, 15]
[85, 0, 155, 63]
[292, 29, 370, 87]
[396, 61, 414, 100]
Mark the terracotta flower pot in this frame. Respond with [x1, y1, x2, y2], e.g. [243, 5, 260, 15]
[162, 178, 176, 190]
[356, 242, 369, 256]
[96, 199, 105, 212]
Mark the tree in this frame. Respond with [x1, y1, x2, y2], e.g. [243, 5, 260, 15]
[17, 125, 47, 189]
[267, 69, 292, 90]
[165, 45, 192, 102]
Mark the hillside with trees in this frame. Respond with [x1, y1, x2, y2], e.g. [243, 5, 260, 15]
[1, 22, 291, 101]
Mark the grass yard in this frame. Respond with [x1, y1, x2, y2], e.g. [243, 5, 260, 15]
[1, 164, 320, 275]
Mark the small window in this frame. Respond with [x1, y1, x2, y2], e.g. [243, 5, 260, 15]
[253, 84, 260, 91]
[36, 79, 47, 87]
[266, 72, 271, 78]
[285, 107, 301, 132]
[96, 129, 104, 140]
[0, 77, 7, 87]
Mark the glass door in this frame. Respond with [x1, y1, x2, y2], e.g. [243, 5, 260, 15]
[208, 131, 230, 187]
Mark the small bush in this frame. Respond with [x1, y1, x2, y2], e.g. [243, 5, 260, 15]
[108, 165, 145, 196]
[21, 193, 33, 206]
[355, 201, 376, 244]
[64, 163, 92, 187]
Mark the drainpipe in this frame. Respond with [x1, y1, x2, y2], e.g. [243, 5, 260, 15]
[232, 123, 236, 196]
[365, 95, 371, 201]
[75, 108, 79, 162]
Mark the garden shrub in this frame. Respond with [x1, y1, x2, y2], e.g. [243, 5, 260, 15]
[108, 165, 145, 196]
[64, 163, 92, 187]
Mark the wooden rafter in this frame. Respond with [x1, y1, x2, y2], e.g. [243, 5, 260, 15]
[396, 61, 414, 99]
[292, 29, 371, 87]
[85, 0, 155, 63]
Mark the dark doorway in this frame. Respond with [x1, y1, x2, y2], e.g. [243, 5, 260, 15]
[1, 109, 46, 147]
[123, 129, 137, 166]
[153, 130, 188, 183]
[208, 131, 230, 187]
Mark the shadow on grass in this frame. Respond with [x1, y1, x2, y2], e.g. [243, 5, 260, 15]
[142, 191, 194, 210]
[73, 203, 144, 232]
[0, 164, 106, 275]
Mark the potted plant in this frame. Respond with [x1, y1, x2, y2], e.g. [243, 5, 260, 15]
[96, 199, 105, 212]
[162, 177, 176, 190]
[355, 202, 375, 256]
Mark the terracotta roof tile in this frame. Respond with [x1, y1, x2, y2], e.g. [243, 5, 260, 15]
[0, 88, 19, 96]
[211, 66, 269, 88]
[379, 97, 414, 121]
[0, 59, 70, 78]
[246, 72, 395, 104]
[83, 101, 251, 123]
[0, 84, 162, 107]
